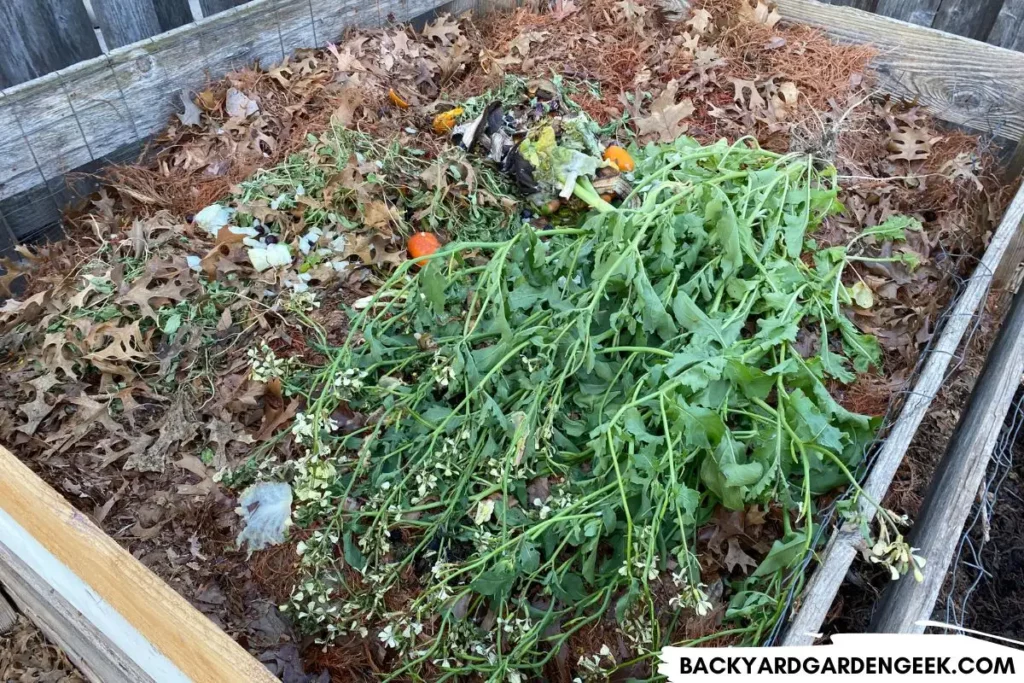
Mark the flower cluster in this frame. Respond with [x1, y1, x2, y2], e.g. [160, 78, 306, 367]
[431, 350, 456, 388]
[574, 644, 615, 682]
[668, 572, 713, 616]
[332, 368, 367, 398]
[248, 343, 292, 382]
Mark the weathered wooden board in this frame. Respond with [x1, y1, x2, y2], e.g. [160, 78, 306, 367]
[200, 0, 249, 18]
[0, 0, 102, 89]
[0, 591, 16, 634]
[987, 0, 1024, 51]
[0, 0, 451, 243]
[930, 0, 1003, 42]
[92, 0, 163, 50]
[775, 0, 1024, 141]
[155, 0, 196, 32]
[0, 445, 277, 683]
[308, 0, 378, 45]
[783, 175, 1024, 645]
[828, 0, 878, 11]
[874, 0, 941, 25]
[872, 268, 1024, 633]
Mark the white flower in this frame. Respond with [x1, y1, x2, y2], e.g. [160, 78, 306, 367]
[378, 625, 399, 649]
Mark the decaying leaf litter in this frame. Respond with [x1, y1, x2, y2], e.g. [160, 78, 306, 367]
[0, 0, 1014, 680]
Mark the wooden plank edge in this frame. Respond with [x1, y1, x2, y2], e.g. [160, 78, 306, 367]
[774, 0, 1024, 141]
[781, 178, 1024, 645]
[0, 446, 277, 683]
[0, 517, 165, 682]
[871, 273, 1024, 632]
[0, 586, 16, 633]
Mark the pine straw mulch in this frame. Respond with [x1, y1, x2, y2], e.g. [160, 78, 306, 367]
[0, 0, 1018, 679]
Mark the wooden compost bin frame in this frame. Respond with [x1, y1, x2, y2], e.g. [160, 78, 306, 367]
[1, 0, 1024, 678]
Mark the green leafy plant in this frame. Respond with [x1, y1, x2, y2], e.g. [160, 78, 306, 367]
[248, 136, 920, 681]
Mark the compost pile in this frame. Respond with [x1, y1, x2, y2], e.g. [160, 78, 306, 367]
[0, 1, 1011, 681]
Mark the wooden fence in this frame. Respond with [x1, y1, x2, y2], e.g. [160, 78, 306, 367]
[0, 0, 463, 248]
[823, 0, 1022, 48]
[0, 0, 1023, 250]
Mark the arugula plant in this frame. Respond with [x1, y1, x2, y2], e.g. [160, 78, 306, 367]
[247, 136, 921, 680]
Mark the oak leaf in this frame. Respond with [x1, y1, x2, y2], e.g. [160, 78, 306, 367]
[635, 81, 694, 143]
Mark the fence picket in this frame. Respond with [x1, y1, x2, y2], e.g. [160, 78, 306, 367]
[0, 0, 101, 89]
[91, 0, 163, 49]
[200, 0, 248, 18]
[987, 0, 1024, 50]
[155, 0, 197, 31]
[931, 0, 1004, 41]
[874, 0, 942, 24]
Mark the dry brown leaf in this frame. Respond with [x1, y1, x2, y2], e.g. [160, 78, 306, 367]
[421, 14, 461, 46]
[205, 417, 255, 469]
[730, 78, 767, 111]
[126, 398, 198, 472]
[85, 320, 150, 365]
[888, 128, 941, 162]
[739, 0, 781, 27]
[17, 373, 61, 436]
[362, 200, 399, 230]
[46, 394, 124, 456]
[635, 80, 693, 142]
[326, 42, 366, 73]
[331, 85, 364, 128]
[117, 266, 196, 322]
[342, 233, 406, 267]
[724, 537, 758, 574]
[686, 8, 713, 34]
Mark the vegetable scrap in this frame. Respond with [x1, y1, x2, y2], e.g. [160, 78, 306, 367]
[0, 1, 1013, 681]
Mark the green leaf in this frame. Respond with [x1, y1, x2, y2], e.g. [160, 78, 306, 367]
[634, 267, 677, 340]
[819, 334, 856, 384]
[162, 312, 182, 336]
[519, 542, 541, 574]
[849, 281, 873, 309]
[343, 531, 366, 572]
[419, 261, 447, 315]
[858, 215, 921, 242]
[837, 317, 881, 372]
[672, 289, 723, 345]
[700, 431, 762, 510]
[783, 212, 808, 259]
[787, 388, 845, 453]
[753, 531, 809, 577]
[472, 561, 516, 599]
[551, 572, 586, 603]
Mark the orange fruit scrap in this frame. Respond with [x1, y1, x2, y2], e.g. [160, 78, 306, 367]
[388, 88, 410, 109]
[432, 107, 464, 134]
[602, 145, 635, 172]
[408, 231, 441, 266]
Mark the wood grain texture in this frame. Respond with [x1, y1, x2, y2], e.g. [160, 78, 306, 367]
[154, 0, 196, 32]
[931, 0, 1003, 41]
[987, 0, 1024, 51]
[91, 0, 163, 50]
[827, 0, 878, 11]
[0, 526, 160, 683]
[871, 271, 1024, 633]
[775, 0, 1024, 141]
[0, 445, 276, 682]
[0, 0, 101, 89]
[0, 591, 16, 634]
[199, 0, 247, 18]
[874, 0, 941, 25]
[783, 179, 1024, 645]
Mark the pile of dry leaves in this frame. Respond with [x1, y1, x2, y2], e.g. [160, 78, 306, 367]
[0, 0, 1014, 679]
